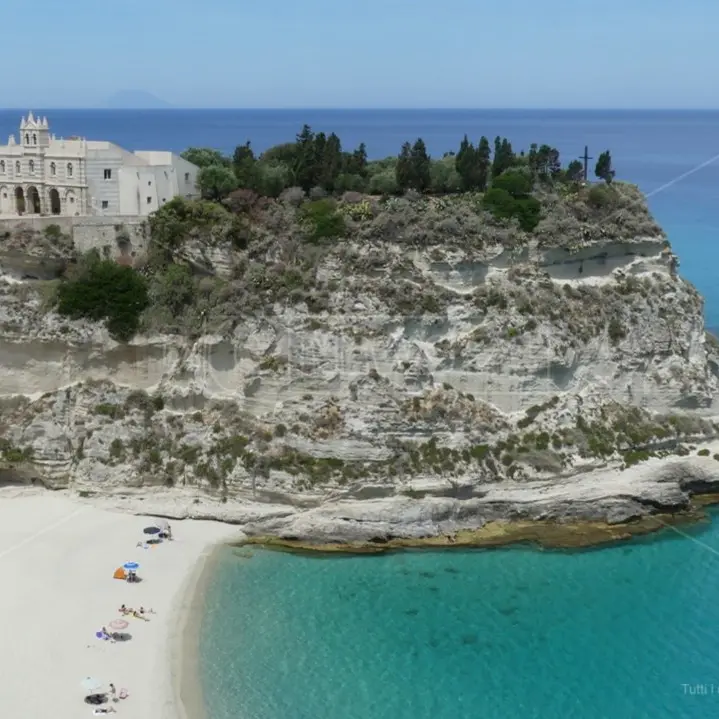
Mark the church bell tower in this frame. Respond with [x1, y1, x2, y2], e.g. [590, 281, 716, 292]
[19, 112, 50, 150]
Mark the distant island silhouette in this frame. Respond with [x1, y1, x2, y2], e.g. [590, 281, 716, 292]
[104, 91, 172, 109]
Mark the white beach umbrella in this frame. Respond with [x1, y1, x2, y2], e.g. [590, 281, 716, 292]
[154, 518, 170, 532]
[80, 677, 106, 695]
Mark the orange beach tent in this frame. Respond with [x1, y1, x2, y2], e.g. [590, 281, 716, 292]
[113, 567, 126, 580]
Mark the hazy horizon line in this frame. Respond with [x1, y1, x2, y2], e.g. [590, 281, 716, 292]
[3, 106, 719, 112]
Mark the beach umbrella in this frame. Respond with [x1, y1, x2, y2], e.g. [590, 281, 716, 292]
[143, 526, 161, 535]
[80, 677, 106, 695]
[123, 562, 139, 571]
[108, 619, 129, 631]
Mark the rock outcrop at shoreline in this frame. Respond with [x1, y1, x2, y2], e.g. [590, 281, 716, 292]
[1, 182, 718, 547]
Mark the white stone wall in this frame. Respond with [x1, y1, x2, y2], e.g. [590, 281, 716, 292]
[0, 215, 148, 259]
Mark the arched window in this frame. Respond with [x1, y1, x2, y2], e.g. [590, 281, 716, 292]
[67, 163, 73, 178]
[0, 160, 5, 174]
[15, 161, 21, 175]
[24, 133, 29, 144]
[32, 134, 37, 145]
[50, 162, 56, 176]
[29, 160, 35, 174]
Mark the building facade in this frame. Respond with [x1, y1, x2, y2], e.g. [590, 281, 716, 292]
[0, 112, 200, 217]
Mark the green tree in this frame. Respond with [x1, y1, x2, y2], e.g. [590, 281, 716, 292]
[527, 143, 539, 176]
[152, 263, 195, 315]
[395, 142, 413, 191]
[57, 257, 149, 341]
[483, 188, 516, 220]
[476, 136, 491, 191]
[294, 124, 317, 191]
[410, 138, 431, 192]
[565, 159, 584, 183]
[255, 162, 291, 198]
[232, 142, 256, 188]
[513, 196, 542, 231]
[369, 169, 399, 195]
[260, 142, 299, 168]
[197, 165, 238, 201]
[492, 137, 515, 178]
[319, 132, 343, 190]
[455, 135, 477, 190]
[595, 151, 615, 183]
[492, 170, 533, 197]
[181, 147, 229, 169]
[345, 143, 368, 177]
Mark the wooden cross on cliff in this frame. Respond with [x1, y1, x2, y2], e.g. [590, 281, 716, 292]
[580, 145, 593, 182]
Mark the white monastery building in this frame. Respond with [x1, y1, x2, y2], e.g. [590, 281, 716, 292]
[0, 112, 200, 217]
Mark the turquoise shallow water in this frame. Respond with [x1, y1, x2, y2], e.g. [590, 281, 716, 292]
[200, 514, 719, 719]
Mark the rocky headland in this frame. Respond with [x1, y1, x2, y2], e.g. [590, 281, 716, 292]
[2, 178, 719, 550]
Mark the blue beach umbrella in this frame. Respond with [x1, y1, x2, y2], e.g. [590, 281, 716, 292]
[143, 526, 161, 535]
[123, 562, 139, 571]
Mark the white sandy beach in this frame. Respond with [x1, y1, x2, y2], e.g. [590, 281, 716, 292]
[0, 488, 241, 719]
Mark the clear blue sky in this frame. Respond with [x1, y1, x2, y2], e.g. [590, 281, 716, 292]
[4, 0, 717, 108]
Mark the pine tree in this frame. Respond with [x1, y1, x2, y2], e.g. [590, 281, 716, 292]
[527, 143, 539, 177]
[492, 136, 503, 178]
[492, 137, 515, 178]
[455, 135, 476, 190]
[410, 138, 431, 191]
[319, 132, 343, 191]
[232, 142, 256, 188]
[595, 151, 615, 184]
[476, 136, 491, 191]
[294, 124, 316, 190]
[395, 142, 414, 191]
[548, 147, 561, 178]
[565, 159, 584, 183]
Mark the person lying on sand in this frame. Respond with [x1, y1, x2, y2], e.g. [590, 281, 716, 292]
[92, 707, 117, 715]
[132, 610, 149, 621]
[118, 604, 133, 615]
[139, 606, 155, 615]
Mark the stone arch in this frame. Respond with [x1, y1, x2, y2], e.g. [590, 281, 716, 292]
[15, 187, 25, 215]
[27, 186, 41, 214]
[49, 188, 61, 215]
[32, 133, 37, 145]
[0, 186, 10, 214]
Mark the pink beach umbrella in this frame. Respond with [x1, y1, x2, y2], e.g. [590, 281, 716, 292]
[108, 619, 129, 631]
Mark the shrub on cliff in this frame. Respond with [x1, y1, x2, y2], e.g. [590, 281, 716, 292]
[56, 254, 149, 341]
[300, 199, 346, 243]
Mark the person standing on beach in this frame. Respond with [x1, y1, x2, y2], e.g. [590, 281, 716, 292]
[109, 683, 116, 701]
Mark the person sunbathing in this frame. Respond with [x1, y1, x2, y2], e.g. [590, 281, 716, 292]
[118, 604, 133, 615]
[139, 606, 155, 615]
[132, 610, 149, 621]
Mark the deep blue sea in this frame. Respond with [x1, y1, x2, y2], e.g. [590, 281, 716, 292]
[2, 109, 719, 717]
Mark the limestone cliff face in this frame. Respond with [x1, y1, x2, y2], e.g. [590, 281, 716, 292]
[0, 185, 718, 540]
